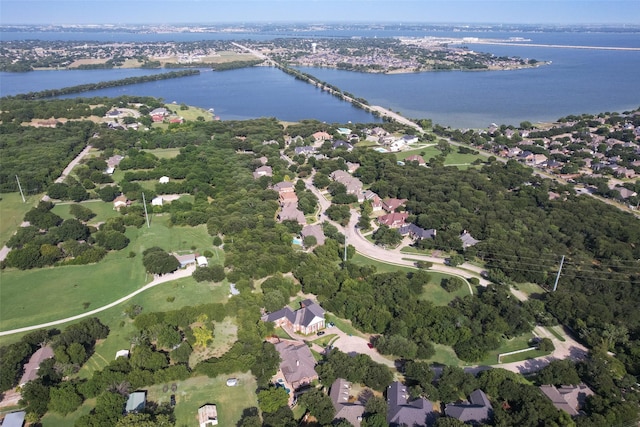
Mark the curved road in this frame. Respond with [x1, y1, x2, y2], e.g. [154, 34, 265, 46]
[0, 265, 195, 336]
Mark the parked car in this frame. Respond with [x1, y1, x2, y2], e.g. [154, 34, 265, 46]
[317, 331, 325, 336]
[226, 378, 239, 386]
[327, 322, 335, 327]
[367, 343, 374, 349]
[170, 395, 176, 406]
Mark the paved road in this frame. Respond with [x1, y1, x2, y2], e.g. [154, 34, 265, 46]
[0, 265, 196, 336]
[0, 145, 94, 262]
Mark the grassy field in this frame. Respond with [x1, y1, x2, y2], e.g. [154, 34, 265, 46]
[0, 192, 43, 247]
[0, 215, 219, 334]
[41, 373, 258, 427]
[477, 333, 536, 366]
[427, 343, 462, 366]
[350, 253, 471, 304]
[52, 200, 121, 226]
[142, 147, 183, 159]
[148, 373, 258, 426]
[395, 146, 485, 168]
[499, 348, 549, 364]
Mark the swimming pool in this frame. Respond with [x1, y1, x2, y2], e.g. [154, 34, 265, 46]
[292, 237, 302, 245]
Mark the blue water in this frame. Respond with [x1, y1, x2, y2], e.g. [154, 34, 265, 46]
[1, 29, 638, 128]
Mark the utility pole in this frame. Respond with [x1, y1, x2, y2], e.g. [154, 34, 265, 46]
[15, 175, 26, 203]
[552, 255, 565, 292]
[142, 192, 150, 228]
[343, 234, 347, 263]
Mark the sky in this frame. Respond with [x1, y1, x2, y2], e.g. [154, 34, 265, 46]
[1, 0, 639, 26]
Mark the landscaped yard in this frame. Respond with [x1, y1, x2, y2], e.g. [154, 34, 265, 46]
[142, 147, 183, 159]
[52, 199, 121, 226]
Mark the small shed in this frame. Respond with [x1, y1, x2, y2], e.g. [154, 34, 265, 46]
[125, 391, 147, 413]
[2, 411, 26, 427]
[159, 176, 170, 184]
[198, 404, 219, 426]
[115, 349, 130, 359]
[196, 256, 208, 267]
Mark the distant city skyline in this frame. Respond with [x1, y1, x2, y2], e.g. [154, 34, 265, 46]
[1, 0, 639, 26]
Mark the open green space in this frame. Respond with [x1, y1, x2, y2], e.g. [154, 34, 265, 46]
[0, 192, 43, 246]
[395, 145, 485, 168]
[477, 333, 537, 366]
[148, 373, 258, 426]
[0, 214, 219, 333]
[547, 325, 567, 342]
[350, 253, 471, 303]
[499, 348, 549, 364]
[325, 313, 365, 338]
[514, 282, 547, 297]
[142, 147, 183, 159]
[426, 343, 462, 366]
[52, 199, 121, 226]
[41, 397, 95, 427]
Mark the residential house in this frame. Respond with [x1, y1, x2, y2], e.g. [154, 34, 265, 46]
[460, 231, 480, 248]
[174, 253, 196, 268]
[386, 381, 437, 427]
[401, 135, 419, 145]
[444, 389, 493, 425]
[400, 223, 436, 240]
[278, 203, 306, 225]
[2, 411, 26, 427]
[279, 191, 299, 205]
[332, 140, 354, 151]
[264, 299, 326, 334]
[382, 198, 407, 213]
[198, 404, 219, 427]
[125, 391, 147, 413]
[378, 212, 409, 228]
[346, 162, 360, 173]
[113, 194, 130, 211]
[274, 340, 319, 390]
[300, 224, 326, 247]
[330, 378, 364, 427]
[106, 154, 124, 174]
[19, 345, 54, 386]
[313, 131, 332, 143]
[294, 146, 317, 156]
[539, 384, 594, 416]
[405, 155, 426, 166]
[330, 170, 364, 201]
[616, 187, 637, 200]
[253, 165, 273, 179]
[273, 181, 295, 194]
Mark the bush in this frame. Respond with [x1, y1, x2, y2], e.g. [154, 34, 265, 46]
[441, 277, 464, 293]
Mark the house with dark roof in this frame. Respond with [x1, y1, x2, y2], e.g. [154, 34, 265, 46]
[399, 223, 436, 240]
[460, 231, 480, 248]
[262, 299, 325, 335]
[330, 378, 364, 427]
[332, 140, 354, 151]
[387, 382, 437, 427]
[539, 384, 593, 416]
[294, 146, 317, 156]
[274, 340, 318, 390]
[444, 389, 493, 425]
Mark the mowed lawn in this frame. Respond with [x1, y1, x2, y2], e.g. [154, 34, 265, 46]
[52, 199, 121, 226]
[395, 146, 485, 167]
[0, 214, 219, 333]
[0, 192, 43, 246]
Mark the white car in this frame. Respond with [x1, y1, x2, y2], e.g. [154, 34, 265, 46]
[226, 378, 238, 387]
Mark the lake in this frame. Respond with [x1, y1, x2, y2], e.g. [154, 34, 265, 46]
[1, 29, 638, 128]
